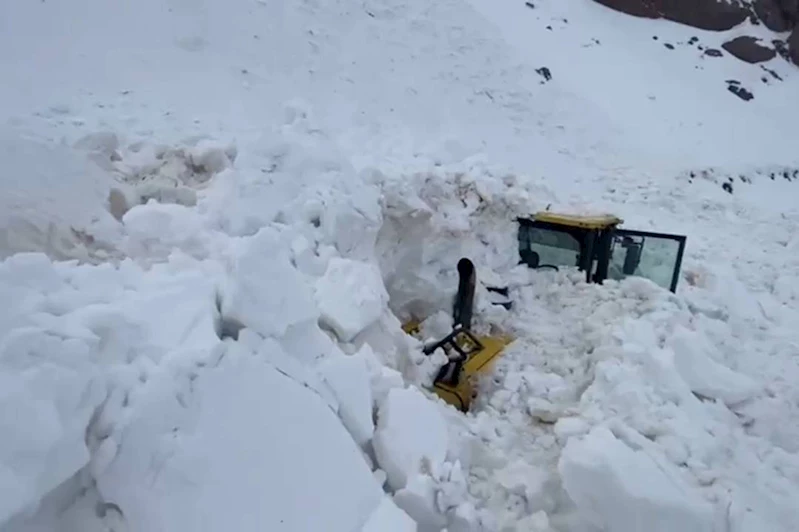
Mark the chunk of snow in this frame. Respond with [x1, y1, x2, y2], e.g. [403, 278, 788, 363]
[221, 227, 318, 338]
[96, 349, 385, 531]
[0, 328, 106, 525]
[668, 327, 759, 406]
[0, 132, 121, 262]
[121, 201, 209, 259]
[373, 387, 448, 491]
[361, 496, 417, 532]
[494, 459, 554, 514]
[558, 426, 715, 532]
[553, 417, 591, 442]
[318, 352, 376, 446]
[315, 258, 389, 342]
[187, 140, 237, 176]
[393, 473, 447, 530]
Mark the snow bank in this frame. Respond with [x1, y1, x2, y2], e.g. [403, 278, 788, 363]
[0, 250, 225, 526]
[373, 387, 449, 492]
[95, 344, 387, 531]
[0, 131, 122, 262]
[559, 425, 715, 532]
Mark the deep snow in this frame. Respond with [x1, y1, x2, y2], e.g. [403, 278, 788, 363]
[2, 0, 799, 531]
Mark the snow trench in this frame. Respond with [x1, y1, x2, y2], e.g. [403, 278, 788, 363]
[3, 117, 799, 532]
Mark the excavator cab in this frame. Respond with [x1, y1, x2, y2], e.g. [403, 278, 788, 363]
[517, 211, 687, 293]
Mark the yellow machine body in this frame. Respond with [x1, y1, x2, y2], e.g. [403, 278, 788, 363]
[403, 320, 513, 412]
[430, 332, 512, 411]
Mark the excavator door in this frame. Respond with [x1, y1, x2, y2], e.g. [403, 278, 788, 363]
[608, 229, 687, 293]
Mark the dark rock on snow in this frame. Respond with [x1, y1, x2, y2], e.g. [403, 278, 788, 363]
[727, 81, 754, 100]
[704, 48, 724, 57]
[536, 67, 552, 81]
[592, 0, 750, 31]
[722, 36, 777, 62]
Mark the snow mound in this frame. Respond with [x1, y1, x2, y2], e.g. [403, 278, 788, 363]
[95, 342, 389, 531]
[0, 131, 122, 262]
[559, 425, 715, 532]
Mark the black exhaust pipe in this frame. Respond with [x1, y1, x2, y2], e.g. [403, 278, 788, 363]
[453, 258, 476, 330]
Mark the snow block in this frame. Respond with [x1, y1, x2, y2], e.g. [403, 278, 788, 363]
[121, 201, 209, 259]
[0, 329, 106, 525]
[318, 352, 375, 446]
[314, 257, 389, 342]
[96, 352, 386, 532]
[361, 495, 418, 532]
[558, 426, 715, 532]
[393, 473, 447, 530]
[668, 327, 759, 406]
[221, 228, 318, 338]
[373, 387, 448, 492]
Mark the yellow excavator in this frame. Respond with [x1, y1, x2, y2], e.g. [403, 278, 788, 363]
[402, 211, 687, 412]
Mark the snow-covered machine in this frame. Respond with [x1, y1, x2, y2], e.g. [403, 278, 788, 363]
[517, 211, 688, 293]
[402, 258, 512, 412]
[402, 211, 687, 413]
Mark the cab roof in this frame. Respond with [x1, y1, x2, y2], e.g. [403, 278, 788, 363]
[527, 211, 624, 230]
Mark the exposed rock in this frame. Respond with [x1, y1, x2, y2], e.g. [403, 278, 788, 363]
[790, 28, 799, 64]
[536, 66, 552, 82]
[722, 36, 777, 63]
[704, 48, 724, 57]
[753, 0, 794, 31]
[774, 39, 791, 59]
[726, 81, 754, 100]
[760, 64, 784, 80]
[592, 0, 750, 31]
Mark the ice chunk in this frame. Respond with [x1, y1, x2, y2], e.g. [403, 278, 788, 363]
[361, 495, 418, 532]
[668, 327, 759, 406]
[221, 228, 318, 338]
[558, 426, 715, 532]
[318, 352, 376, 446]
[314, 258, 389, 342]
[373, 387, 448, 491]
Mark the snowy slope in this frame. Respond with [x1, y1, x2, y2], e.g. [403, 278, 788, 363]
[3, 0, 799, 531]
